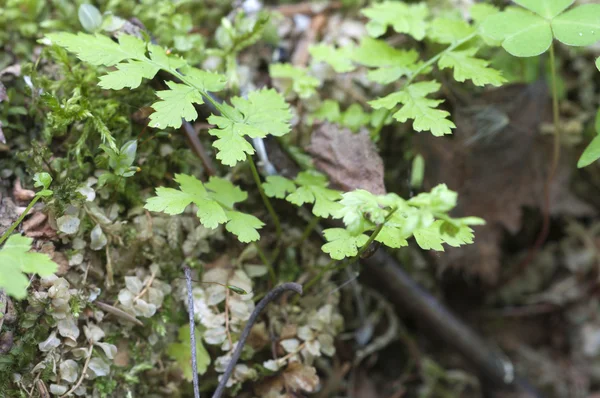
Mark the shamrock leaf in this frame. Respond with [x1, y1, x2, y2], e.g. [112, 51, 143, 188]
[481, 1, 600, 57]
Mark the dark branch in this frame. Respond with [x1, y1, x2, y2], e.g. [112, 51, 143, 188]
[212, 282, 303, 398]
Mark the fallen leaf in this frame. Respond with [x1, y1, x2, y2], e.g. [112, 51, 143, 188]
[23, 212, 58, 240]
[282, 362, 319, 393]
[416, 81, 593, 283]
[307, 123, 386, 195]
[13, 179, 35, 203]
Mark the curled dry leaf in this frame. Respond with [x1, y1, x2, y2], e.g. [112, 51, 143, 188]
[23, 212, 58, 240]
[307, 122, 386, 195]
[13, 179, 35, 202]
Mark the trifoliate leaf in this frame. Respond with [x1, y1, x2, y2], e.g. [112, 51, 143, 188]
[370, 81, 455, 136]
[309, 43, 356, 73]
[149, 81, 204, 129]
[351, 37, 420, 84]
[514, 0, 573, 19]
[321, 228, 369, 260]
[145, 175, 260, 241]
[263, 176, 296, 199]
[270, 63, 319, 99]
[438, 47, 506, 87]
[225, 211, 264, 243]
[0, 234, 58, 299]
[480, 9, 552, 57]
[145, 174, 226, 228]
[428, 18, 474, 44]
[167, 325, 210, 381]
[286, 172, 343, 218]
[552, 4, 600, 47]
[414, 220, 475, 251]
[361, 1, 429, 39]
[578, 135, 600, 168]
[208, 89, 292, 166]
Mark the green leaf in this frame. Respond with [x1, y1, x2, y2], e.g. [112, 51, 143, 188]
[322, 228, 369, 260]
[514, 0, 573, 19]
[470, 4, 500, 25]
[428, 18, 475, 44]
[334, 189, 384, 235]
[597, 57, 600, 72]
[0, 235, 58, 299]
[270, 63, 319, 99]
[263, 176, 296, 199]
[149, 81, 204, 129]
[181, 66, 228, 92]
[286, 172, 343, 218]
[370, 81, 455, 136]
[409, 184, 457, 213]
[99, 61, 159, 90]
[167, 325, 210, 381]
[414, 220, 475, 251]
[309, 43, 356, 73]
[480, 9, 552, 57]
[552, 4, 600, 47]
[578, 134, 600, 168]
[78, 4, 103, 32]
[225, 211, 264, 243]
[33, 172, 52, 190]
[351, 37, 419, 84]
[361, 1, 429, 40]
[205, 177, 248, 208]
[208, 89, 292, 166]
[438, 47, 506, 87]
[144, 175, 260, 241]
[45, 32, 147, 66]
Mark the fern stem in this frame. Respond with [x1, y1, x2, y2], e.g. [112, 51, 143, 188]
[254, 242, 277, 284]
[548, 43, 561, 192]
[247, 154, 282, 240]
[0, 196, 40, 246]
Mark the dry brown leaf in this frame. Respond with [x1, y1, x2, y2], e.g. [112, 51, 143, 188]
[13, 179, 35, 203]
[307, 123, 386, 194]
[282, 362, 319, 393]
[416, 81, 593, 284]
[23, 211, 58, 240]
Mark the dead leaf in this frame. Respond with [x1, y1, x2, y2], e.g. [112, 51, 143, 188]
[23, 211, 58, 240]
[282, 362, 319, 393]
[307, 123, 386, 194]
[416, 81, 593, 284]
[13, 179, 35, 202]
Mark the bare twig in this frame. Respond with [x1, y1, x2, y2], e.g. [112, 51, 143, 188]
[133, 270, 157, 302]
[95, 301, 143, 326]
[60, 343, 93, 397]
[212, 282, 303, 398]
[184, 265, 201, 398]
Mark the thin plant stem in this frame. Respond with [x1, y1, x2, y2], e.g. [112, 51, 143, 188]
[297, 216, 320, 246]
[212, 283, 302, 398]
[548, 42, 561, 194]
[0, 196, 40, 245]
[184, 266, 201, 398]
[247, 154, 282, 239]
[254, 242, 277, 284]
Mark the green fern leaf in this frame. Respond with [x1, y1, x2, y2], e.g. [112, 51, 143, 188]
[149, 82, 205, 129]
[0, 235, 58, 299]
[351, 37, 420, 84]
[225, 211, 264, 243]
[309, 43, 356, 73]
[361, 1, 429, 39]
[438, 47, 506, 87]
[322, 228, 369, 260]
[208, 89, 292, 166]
[370, 81, 455, 136]
[270, 63, 319, 98]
